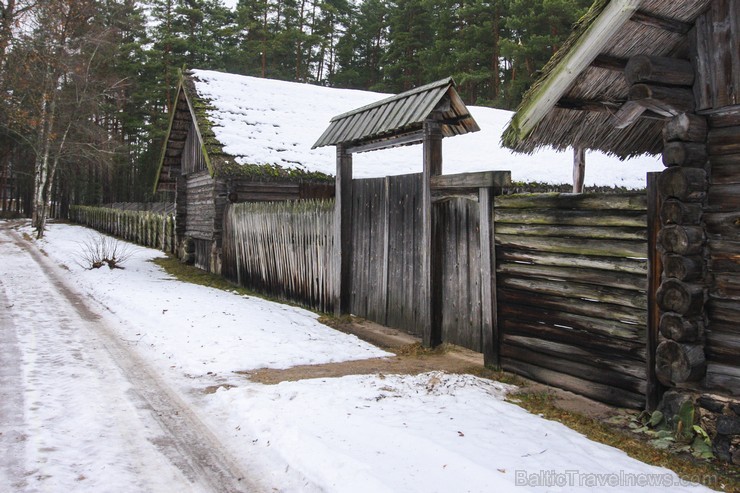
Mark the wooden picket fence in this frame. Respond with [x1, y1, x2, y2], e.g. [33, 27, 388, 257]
[69, 205, 176, 254]
[221, 200, 335, 312]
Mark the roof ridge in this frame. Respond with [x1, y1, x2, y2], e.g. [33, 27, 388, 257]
[330, 77, 455, 122]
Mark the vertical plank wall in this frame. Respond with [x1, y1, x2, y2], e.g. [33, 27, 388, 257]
[350, 174, 426, 337]
[694, 0, 740, 396]
[494, 193, 650, 408]
[705, 118, 740, 395]
[436, 198, 483, 352]
[350, 174, 485, 350]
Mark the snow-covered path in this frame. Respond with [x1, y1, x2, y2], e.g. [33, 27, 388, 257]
[1, 221, 721, 492]
[0, 223, 257, 492]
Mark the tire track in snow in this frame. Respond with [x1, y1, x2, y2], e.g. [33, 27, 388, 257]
[2, 223, 262, 493]
[0, 227, 26, 490]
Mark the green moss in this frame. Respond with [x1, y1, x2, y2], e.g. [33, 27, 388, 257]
[216, 160, 333, 183]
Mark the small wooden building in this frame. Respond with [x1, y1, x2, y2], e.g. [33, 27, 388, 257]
[503, 0, 739, 458]
[153, 70, 334, 273]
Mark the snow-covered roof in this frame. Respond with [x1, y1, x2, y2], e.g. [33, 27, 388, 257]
[168, 69, 662, 188]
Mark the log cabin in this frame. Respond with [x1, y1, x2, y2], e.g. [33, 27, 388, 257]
[153, 69, 336, 273]
[155, 68, 659, 276]
[502, 0, 739, 462]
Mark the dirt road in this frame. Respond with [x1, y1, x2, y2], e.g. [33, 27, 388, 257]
[0, 222, 261, 493]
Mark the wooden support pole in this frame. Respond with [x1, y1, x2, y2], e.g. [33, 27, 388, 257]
[422, 119, 443, 348]
[646, 172, 664, 411]
[479, 186, 499, 368]
[573, 146, 586, 193]
[334, 144, 353, 315]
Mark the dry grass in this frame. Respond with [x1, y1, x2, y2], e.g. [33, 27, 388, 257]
[508, 390, 739, 492]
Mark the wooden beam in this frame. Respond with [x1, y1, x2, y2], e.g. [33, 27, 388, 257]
[345, 130, 424, 154]
[334, 145, 353, 315]
[592, 54, 628, 71]
[631, 9, 692, 35]
[430, 171, 511, 189]
[556, 98, 622, 112]
[560, 97, 668, 123]
[612, 100, 647, 129]
[629, 84, 695, 117]
[479, 186, 499, 368]
[422, 120, 443, 348]
[624, 55, 694, 86]
[646, 172, 664, 411]
[573, 147, 585, 193]
[663, 113, 708, 142]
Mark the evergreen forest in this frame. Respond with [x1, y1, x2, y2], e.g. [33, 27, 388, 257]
[0, 0, 591, 228]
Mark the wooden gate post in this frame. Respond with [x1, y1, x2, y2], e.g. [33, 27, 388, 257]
[422, 119, 443, 347]
[334, 144, 353, 315]
[646, 171, 664, 410]
[479, 186, 500, 368]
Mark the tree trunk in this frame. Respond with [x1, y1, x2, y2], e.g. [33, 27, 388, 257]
[655, 340, 706, 386]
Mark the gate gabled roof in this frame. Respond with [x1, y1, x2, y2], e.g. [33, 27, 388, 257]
[313, 77, 479, 152]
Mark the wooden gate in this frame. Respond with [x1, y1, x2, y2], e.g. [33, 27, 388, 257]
[494, 191, 655, 408]
[349, 173, 489, 353]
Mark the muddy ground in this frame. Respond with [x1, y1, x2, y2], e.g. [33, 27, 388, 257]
[241, 316, 619, 421]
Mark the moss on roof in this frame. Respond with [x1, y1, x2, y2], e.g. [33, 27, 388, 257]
[501, 0, 611, 150]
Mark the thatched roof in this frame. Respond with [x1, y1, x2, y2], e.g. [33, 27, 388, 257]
[502, 0, 712, 159]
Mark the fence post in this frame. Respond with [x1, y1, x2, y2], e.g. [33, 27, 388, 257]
[334, 144, 353, 315]
[422, 119, 443, 348]
[646, 172, 664, 411]
[479, 186, 499, 368]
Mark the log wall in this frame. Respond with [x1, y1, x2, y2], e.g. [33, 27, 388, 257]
[494, 192, 651, 408]
[705, 117, 740, 396]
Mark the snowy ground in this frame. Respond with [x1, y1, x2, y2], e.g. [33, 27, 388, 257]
[0, 221, 719, 492]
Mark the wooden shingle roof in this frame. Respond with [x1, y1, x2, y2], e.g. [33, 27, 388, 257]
[313, 78, 479, 151]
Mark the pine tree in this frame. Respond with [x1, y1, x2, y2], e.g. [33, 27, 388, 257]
[499, 0, 590, 107]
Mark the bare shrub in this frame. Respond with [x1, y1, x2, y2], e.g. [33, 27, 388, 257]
[78, 233, 134, 270]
